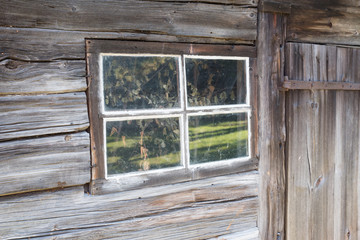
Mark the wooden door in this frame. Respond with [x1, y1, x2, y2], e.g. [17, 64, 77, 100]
[285, 43, 360, 240]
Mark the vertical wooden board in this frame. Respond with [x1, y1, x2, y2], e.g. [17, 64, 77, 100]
[286, 42, 360, 239]
[257, 12, 286, 240]
[337, 47, 360, 83]
[0, 59, 86, 95]
[335, 55, 360, 239]
[0, 92, 89, 141]
[286, 42, 339, 240]
[0, 132, 90, 196]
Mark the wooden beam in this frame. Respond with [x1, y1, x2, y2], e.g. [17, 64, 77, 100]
[0, 132, 90, 196]
[0, 59, 87, 96]
[0, 27, 254, 62]
[0, 171, 259, 239]
[0, 92, 89, 141]
[0, 0, 257, 41]
[257, 9, 287, 240]
[282, 79, 360, 91]
[259, 1, 291, 14]
[287, 4, 360, 46]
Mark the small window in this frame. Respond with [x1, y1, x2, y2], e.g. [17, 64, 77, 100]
[87, 40, 257, 193]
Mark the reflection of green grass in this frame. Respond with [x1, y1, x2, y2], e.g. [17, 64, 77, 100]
[107, 119, 248, 174]
[189, 120, 248, 164]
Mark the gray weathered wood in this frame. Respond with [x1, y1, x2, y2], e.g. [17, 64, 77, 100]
[257, 11, 286, 240]
[143, 0, 258, 6]
[0, 132, 90, 196]
[282, 79, 360, 90]
[0, 171, 259, 239]
[287, 4, 360, 46]
[0, 0, 257, 41]
[286, 42, 360, 240]
[0, 59, 86, 95]
[0, 92, 89, 141]
[0, 27, 254, 62]
[91, 157, 258, 194]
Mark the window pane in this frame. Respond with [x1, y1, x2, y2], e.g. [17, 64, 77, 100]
[103, 56, 180, 111]
[186, 58, 247, 106]
[106, 118, 181, 175]
[188, 113, 248, 164]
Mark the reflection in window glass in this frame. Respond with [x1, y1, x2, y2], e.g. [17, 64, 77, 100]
[106, 118, 181, 175]
[186, 58, 246, 107]
[189, 113, 248, 164]
[103, 56, 180, 111]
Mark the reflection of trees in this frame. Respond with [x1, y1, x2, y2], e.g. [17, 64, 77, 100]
[103, 56, 179, 110]
[186, 59, 246, 106]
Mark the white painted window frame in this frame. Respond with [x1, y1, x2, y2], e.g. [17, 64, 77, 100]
[99, 53, 252, 180]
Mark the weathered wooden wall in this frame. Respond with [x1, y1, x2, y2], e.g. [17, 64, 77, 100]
[275, 0, 360, 46]
[0, 0, 260, 239]
[286, 43, 360, 240]
[0, 171, 259, 239]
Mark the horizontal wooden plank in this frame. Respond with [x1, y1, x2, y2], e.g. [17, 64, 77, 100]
[287, 5, 360, 46]
[0, 171, 259, 239]
[0, 92, 89, 141]
[0, 59, 86, 95]
[0, 0, 257, 41]
[0, 132, 90, 196]
[0, 27, 254, 62]
[87, 39, 257, 58]
[91, 157, 258, 194]
[259, 1, 291, 14]
[143, 0, 258, 6]
[282, 79, 360, 90]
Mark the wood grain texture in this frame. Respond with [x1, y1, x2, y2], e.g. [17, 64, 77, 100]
[0, 171, 259, 239]
[0, 0, 257, 41]
[257, 12, 286, 240]
[0, 92, 89, 141]
[0, 132, 90, 196]
[0, 27, 254, 62]
[143, 0, 258, 6]
[91, 158, 259, 195]
[287, 4, 360, 46]
[0, 59, 86, 95]
[282, 80, 360, 90]
[286, 42, 360, 240]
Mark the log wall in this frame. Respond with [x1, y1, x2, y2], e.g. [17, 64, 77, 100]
[0, 0, 260, 239]
[1, 0, 360, 239]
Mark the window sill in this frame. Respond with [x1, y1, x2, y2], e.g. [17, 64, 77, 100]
[90, 156, 258, 195]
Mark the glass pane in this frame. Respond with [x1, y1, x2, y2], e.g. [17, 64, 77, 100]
[188, 113, 248, 164]
[103, 56, 180, 111]
[186, 58, 247, 107]
[106, 118, 181, 175]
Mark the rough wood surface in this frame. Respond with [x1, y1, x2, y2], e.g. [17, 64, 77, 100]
[286, 42, 360, 240]
[282, 80, 360, 90]
[257, 12, 286, 240]
[0, 59, 86, 95]
[0, 92, 89, 141]
[0, 171, 259, 239]
[91, 158, 258, 195]
[143, 0, 258, 6]
[0, 0, 257, 41]
[0, 27, 254, 62]
[0, 132, 90, 196]
[287, 4, 360, 46]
